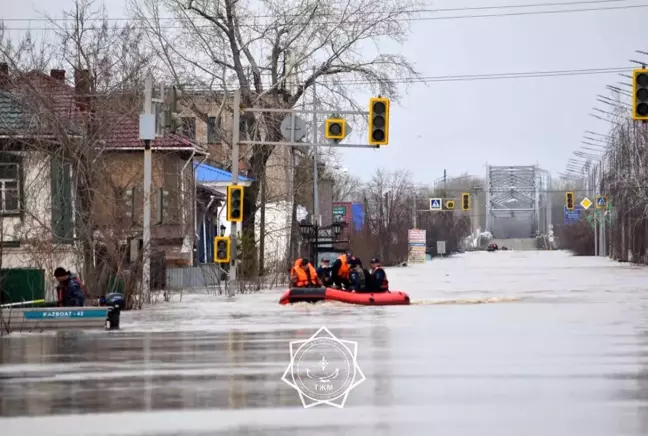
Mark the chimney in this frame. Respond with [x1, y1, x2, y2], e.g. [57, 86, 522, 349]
[50, 69, 65, 82]
[0, 63, 8, 89]
[74, 69, 91, 112]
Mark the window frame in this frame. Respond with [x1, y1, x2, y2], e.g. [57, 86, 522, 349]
[0, 162, 20, 216]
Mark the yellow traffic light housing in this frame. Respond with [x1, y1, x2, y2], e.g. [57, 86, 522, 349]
[325, 118, 346, 140]
[227, 184, 244, 222]
[461, 193, 470, 211]
[368, 97, 390, 145]
[632, 69, 648, 120]
[214, 236, 230, 263]
[565, 191, 574, 210]
[445, 200, 455, 210]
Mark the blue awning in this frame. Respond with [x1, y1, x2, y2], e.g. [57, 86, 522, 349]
[194, 162, 254, 183]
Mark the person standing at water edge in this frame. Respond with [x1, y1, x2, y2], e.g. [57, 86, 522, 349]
[54, 267, 86, 307]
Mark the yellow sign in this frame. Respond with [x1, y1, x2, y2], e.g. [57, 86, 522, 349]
[580, 197, 592, 209]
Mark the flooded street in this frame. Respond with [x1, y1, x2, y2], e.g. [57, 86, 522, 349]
[2, 250, 648, 435]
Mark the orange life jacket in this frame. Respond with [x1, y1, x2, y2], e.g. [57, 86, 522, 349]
[372, 266, 389, 291]
[291, 259, 320, 287]
[337, 255, 350, 279]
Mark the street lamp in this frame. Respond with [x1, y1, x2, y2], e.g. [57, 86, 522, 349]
[299, 219, 313, 239]
[331, 220, 342, 238]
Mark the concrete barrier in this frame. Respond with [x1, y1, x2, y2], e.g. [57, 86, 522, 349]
[0, 307, 118, 333]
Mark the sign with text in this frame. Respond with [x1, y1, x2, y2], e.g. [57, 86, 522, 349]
[408, 229, 426, 263]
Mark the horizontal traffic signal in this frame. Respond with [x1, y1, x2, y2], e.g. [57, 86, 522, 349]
[214, 236, 230, 263]
[227, 184, 244, 223]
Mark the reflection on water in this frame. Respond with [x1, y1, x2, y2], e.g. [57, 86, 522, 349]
[2, 252, 648, 435]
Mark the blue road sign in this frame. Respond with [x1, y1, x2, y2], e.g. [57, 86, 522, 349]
[564, 205, 582, 224]
[596, 196, 607, 208]
[430, 198, 442, 210]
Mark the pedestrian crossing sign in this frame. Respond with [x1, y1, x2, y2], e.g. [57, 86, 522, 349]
[429, 198, 442, 210]
[596, 195, 607, 209]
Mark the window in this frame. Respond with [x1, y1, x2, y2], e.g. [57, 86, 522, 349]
[181, 117, 196, 139]
[207, 116, 219, 143]
[0, 162, 20, 214]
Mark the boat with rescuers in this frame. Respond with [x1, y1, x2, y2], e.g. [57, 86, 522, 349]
[279, 287, 410, 306]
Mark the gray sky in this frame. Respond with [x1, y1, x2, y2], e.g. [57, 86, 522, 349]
[2, 0, 644, 185]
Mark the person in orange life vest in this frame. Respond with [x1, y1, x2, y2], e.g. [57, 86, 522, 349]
[331, 251, 353, 290]
[54, 267, 86, 307]
[290, 258, 322, 288]
[369, 258, 389, 292]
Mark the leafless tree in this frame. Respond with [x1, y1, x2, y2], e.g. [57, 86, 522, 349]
[129, 0, 422, 271]
[0, 0, 157, 308]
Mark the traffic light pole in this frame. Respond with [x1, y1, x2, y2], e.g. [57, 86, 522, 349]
[142, 77, 153, 304]
[312, 68, 320, 227]
[229, 89, 240, 296]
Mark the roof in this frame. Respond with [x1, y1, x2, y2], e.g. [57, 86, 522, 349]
[194, 162, 254, 183]
[104, 114, 204, 150]
[4, 70, 201, 151]
[0, 90, 34, 134]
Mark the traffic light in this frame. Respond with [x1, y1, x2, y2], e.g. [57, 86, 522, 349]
[445, 200, 455, 210]
[163, 85, 183, 133]
[325, 118, 346, 140]
[461, 193, 470, 211]
[632, 69, 648, 120]
[368, 97, 390, 145]
[214, 236, 230, 263]
[227, 184, 244, 222]
[565, 191, 574, 210]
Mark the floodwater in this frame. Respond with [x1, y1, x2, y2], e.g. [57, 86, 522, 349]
[2, 250, 648, 435]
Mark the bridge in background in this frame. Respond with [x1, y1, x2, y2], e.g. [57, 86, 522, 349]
[485, 165, 552, 239]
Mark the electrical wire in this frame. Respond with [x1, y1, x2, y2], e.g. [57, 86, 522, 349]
[0, 0, 631, 22]
[7, 66, 633, 95]
[1, 1, 646, 31]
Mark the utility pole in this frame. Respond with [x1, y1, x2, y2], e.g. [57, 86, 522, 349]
[312, 67, 320, 229]
[142, 77, 153, 303]
[412, 193, 417, 228]
[443, 169, 447, 192]
[230, 89, 240, 296]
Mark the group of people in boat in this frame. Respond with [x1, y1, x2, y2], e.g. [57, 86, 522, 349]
[290, 251, 389, 293]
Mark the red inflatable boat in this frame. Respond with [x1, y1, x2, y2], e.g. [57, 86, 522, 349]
[279, 287, 410, 306]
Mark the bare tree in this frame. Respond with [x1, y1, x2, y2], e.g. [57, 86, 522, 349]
[0, 0, 155, 308]
[129, 0, 422, 270]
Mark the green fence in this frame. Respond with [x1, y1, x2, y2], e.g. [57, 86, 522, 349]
[0, 268, 46, 304]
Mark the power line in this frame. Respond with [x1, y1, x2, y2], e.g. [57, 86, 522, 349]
[1, 1, 645, 31]
[0, 0, 631, 22]
[177, 67, 632, 87]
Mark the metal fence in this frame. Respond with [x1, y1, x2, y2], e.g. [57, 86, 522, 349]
[165, 264, 223, 291]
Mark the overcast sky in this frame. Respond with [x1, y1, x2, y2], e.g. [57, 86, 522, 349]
[2, 0, 644, 185]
